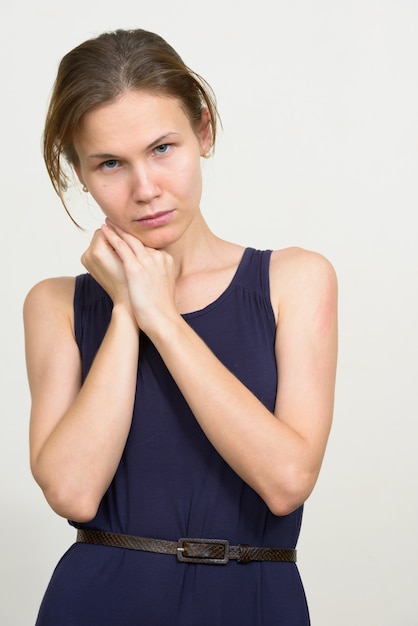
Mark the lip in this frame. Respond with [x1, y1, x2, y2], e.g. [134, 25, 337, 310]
[136, 210, 175, 228]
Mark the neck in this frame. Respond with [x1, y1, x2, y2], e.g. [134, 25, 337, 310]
[163, 217, 226, 280]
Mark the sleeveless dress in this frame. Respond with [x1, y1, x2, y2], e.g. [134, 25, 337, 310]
[35, 248, 310, 626]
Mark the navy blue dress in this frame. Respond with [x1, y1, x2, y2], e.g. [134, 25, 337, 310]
[35, 248, 310, 625]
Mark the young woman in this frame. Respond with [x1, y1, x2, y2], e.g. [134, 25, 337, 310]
[24, 28, 338, 625]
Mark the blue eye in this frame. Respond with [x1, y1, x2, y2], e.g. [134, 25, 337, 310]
[155, 144, 170, 154]
[102, 159, 119, 169]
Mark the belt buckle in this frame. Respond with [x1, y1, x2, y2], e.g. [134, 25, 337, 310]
[177, 537, 229, 565]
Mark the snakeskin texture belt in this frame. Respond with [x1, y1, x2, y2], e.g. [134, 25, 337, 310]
[77, 528, 297, 565]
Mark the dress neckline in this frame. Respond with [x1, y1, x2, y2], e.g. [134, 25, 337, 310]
[181, 247, 253, 319]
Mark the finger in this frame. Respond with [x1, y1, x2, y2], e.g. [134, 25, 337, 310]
[100, 224, 141, 268]
[101, 224, 147, 260]
[103, 219, 132, 241]
[101, 224, 125, 249]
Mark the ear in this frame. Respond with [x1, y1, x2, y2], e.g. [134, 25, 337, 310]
[198, 108, 213, 156]
[73, 165, 84, 186]
[72, 165, 89, 193]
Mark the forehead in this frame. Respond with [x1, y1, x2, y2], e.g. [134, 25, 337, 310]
[75, 90, 193, 151]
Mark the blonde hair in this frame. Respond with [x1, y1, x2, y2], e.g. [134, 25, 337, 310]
[43, 29, 219, 222]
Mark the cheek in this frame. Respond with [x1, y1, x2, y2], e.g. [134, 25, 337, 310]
[90, 183, 124, 214]
[173, 156, 202, 196]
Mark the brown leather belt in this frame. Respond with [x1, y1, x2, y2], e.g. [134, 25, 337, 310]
[77, 528, 297, 565]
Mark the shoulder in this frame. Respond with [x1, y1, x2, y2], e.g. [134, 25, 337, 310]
[270, 246, 337, 282]
[269, 247, 338, 320]
[24, 276, 76, 307]
[24, 277, 76, 324]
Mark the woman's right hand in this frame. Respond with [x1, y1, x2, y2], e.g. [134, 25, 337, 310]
[81, 227, 132, 309]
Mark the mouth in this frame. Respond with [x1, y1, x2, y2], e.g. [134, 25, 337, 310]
[136, 210, 175, 228]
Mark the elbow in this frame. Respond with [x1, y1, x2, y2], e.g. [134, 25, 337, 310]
[266, 494, 306, 517]
[32, 466, 101, 523]
[43, 484, 100, 523]
[262, 465, 317, 517]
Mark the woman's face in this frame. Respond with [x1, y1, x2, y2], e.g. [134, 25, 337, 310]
[74, 90, 211, 249]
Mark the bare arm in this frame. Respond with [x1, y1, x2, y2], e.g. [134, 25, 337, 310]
[24, 232, 140, 522]
[102, 225, 338, 516]
[150, 251, 337, 515]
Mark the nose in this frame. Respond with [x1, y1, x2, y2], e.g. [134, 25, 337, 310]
[131, 164, 160, 203]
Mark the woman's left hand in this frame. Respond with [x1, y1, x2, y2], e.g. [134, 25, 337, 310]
[100, 221, 178, 334]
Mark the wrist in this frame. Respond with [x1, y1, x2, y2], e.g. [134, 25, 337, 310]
[147, 312, 189, 350]
[111, 302, 140, 335]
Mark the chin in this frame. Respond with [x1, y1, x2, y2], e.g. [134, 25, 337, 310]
[135, 229, 180, 250]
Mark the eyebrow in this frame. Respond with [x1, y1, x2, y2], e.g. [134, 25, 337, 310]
[87, 132, 182, 160]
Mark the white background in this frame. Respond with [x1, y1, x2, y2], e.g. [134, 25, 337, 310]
[1, 1, 417, 624]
